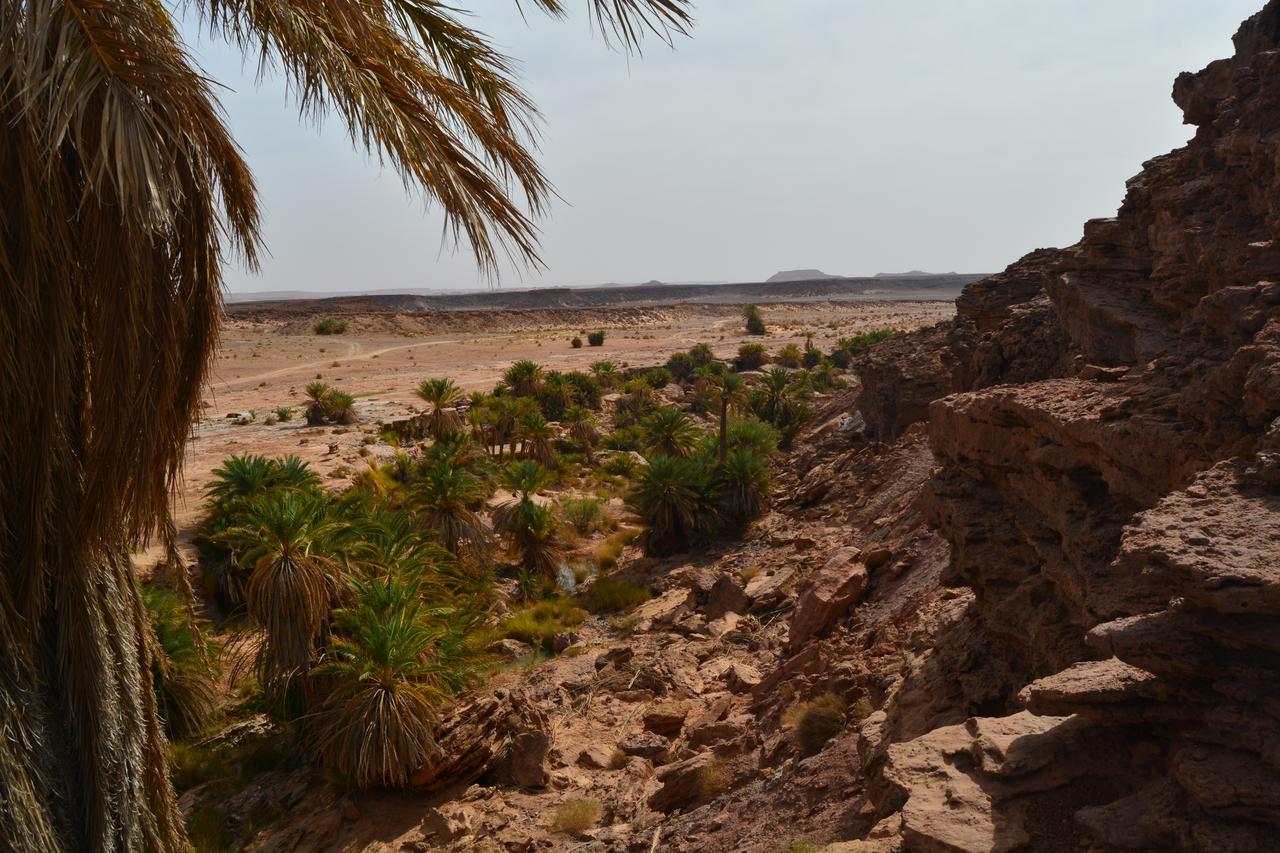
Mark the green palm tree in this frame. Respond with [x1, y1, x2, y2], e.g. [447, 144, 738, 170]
[758, 367, 796, 424]
[717, 448, 772, 526]
[501, 459, 555, 499]
[589, 360, 621, 389]
[713, 372, 747, 466]
[640, 407, 701, 458]
[218, 492, 350, 686]
[563, 405, 600, 456]
[314, 574, 486, 788]
[0, 0, 691, 844]
[504, 502, 564, 577]
[517, 410, 558, 469]
[416, 378, 464, 440]
[413, 463, 494, 563]
[626, 456, 718, 556]
[504, 360, 545, 397]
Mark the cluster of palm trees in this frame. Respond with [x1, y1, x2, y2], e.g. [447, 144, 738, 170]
[148, 345, 808, 812]
[191, 453, 492, 788]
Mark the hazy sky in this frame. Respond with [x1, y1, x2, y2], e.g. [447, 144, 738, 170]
[185, 1, 1262, 294]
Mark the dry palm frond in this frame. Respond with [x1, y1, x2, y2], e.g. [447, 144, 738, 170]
[521, 0, 692, 52]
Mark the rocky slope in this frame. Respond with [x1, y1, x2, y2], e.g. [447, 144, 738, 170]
[843, 4, 1280, 848]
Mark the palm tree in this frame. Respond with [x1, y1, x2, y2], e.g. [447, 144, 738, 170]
[589, 360, 621, 389]
[504, 360, 545, 398]
[501, 459, 555, 499]
[413, 463, 494, 564]
[757, 367, 795, 424]
[314, 574, 486, 788]
[218, 491, 351, 686]
[563, 405, 600, 457]
[0, 0, 690, 843]
[717, 449, 772, 526]
[417, 378, 464, 440]
[641, 407, 701, 458]
[504, 502, 564, 577]
[517, 410, 558, 469]
[713, 372, 747, 466]
[627, 456, 718, 556]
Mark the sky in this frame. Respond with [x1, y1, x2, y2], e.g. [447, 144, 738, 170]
[183, 1, 1263, 294]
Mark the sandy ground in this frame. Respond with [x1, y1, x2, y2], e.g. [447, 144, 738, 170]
[155, 299, 952, 562]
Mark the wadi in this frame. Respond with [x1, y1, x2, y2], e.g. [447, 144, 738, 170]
[2, 1, 1277, 852]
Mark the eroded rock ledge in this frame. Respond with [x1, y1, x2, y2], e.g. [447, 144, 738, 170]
[847, 3, 1280, 849]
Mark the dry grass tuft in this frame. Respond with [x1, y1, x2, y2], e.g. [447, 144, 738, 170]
[787, 693, 847, 757]
[551, 798, 602, 834]
[698, 756, 733, 799]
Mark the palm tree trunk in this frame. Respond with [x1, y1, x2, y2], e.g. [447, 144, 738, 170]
[718, 399, 729, 466]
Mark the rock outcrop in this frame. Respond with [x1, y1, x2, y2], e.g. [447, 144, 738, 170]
[850, 4, 1280, 849]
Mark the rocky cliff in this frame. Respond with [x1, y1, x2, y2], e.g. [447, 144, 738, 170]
[849, 4, 1280, 849]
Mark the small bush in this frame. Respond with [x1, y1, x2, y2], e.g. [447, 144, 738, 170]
[587, 330, 606, 347]
[571, 336, 583, 348]
[503, 598, 588, 652]
[561, 496, 604, 535]
[736, 343, 768, 371]
[792, 693, 846, 757]
[312, 317, 347, 335]
[775, 343, 803, 368]
[273, 406, 293, 422]
[584, 576, 649, 613]
[593, 527, 640, 571]
[599, 450, 639, 477]
[743, 304, 766, 335]
[552, 798, 602, 834]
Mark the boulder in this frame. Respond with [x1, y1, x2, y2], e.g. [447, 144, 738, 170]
[643, 701, 691, 736]
[788, 547, 868, 652]
[704, 575, 749, 620]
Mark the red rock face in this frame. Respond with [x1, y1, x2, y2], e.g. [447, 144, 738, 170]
[853, 2, 1280, 848]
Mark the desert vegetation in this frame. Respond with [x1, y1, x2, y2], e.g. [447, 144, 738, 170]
[157, 334, 847, 840]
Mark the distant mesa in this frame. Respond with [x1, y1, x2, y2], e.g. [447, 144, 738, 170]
[766, 269, 842, 283]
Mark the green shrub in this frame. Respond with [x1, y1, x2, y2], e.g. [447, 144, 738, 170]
[312, 317, 348, 335]
[775, 343, 802, 368]
[503, 598, 587, 652]
[583, 576, 649, 613]
[587, 330, 606, 347]
[665, 351, 696, 382]
[645, 367, 673, 388]
[560, 496, 604, 535]
[601, 425, 644, 453]
[743, 304, 766, 335]
[273, 406, 293, 422]
[736, 342, 768, 371]
[303, 381, 356, 425]
[571, 336, 583, 348]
